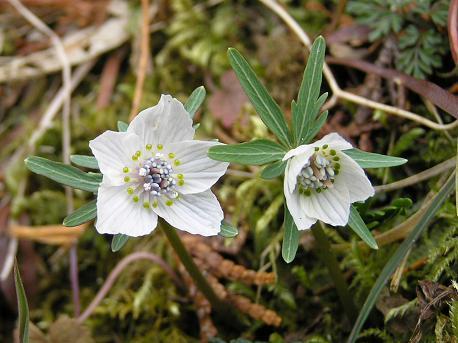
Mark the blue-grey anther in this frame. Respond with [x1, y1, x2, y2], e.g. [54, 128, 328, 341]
[297, 150, 338, 195]
[139, 153, 177, 198]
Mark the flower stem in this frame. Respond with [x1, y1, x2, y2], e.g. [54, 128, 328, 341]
[312, 223, 358, 323]
[160, 221, 228, 314]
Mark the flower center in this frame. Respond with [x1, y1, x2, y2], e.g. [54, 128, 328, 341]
[297, 147, 341, 196]
[138, 153, 178, 199]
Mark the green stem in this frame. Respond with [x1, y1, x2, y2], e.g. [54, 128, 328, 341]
[312, 223, 358, 323]
[160, 221, 228, 314]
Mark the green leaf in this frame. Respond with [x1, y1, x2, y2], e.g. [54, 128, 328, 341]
[348, 173, 455, 342]
[14, 259, 29, 343]
[111, 234, 130, 252]
[348, 205, 378, 250]
[282, 206, 299, 263]
[63, 200, 97, 227]
[261, 160, 287, 179]
[184, 86, 206, 118]
[208, 139, 286, 165]
[219, 221, 238, 238]
[227, 48, 291, 147]
[117, 121, 128, 132]
[25, 156, 100, 193]
[343, 149, 407, 168]
[70, 155, 99, 169]
[293, 36, 326, 145]
[306, 110, 328, 143]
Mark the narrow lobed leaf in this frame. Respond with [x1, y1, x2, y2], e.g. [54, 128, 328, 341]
[261, 160, 287, 179]
[343, 148, 407, 168]
[208, 139, 286, 165]
[25, 156, 101, 193]
[282, 206, 300, 263]
[219, 221, 238, 238]
[294, 36, 326, 145]
[111, 234, 130, 252]
[14, 259, 29, 343]
[63, 200, 97, 227]
[70, 155, 99, 170]
[348, 205, 378, 250]
[227, 48, 291, 147]
[184, 86, 206, 118]
[117, 120, 128, 132]
[305, 110, 328, 144]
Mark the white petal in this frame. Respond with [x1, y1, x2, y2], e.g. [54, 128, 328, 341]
[284, 182, 317, 230]
[153, 190, 223, 236]
[95, 184, 158, 237]
[166, 140, 229, 194]
[301, 181, 351, 226]
[283, 144, 314, 161]
[311, 132, 353, 151]
[127, 94, 194, 146]
[338, 153, 374, 202]
[285, 149, 314, 194]
[89, 131, 141, 186]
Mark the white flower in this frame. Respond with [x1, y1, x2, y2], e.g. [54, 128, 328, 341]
[283, 133, 374, 230]
[89, 95, 229, 237]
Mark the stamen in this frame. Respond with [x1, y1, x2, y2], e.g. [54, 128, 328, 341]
[123, 167, 129, 173]
[297, 151, 340, 195]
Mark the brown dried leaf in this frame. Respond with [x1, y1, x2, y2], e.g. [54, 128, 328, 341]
[207, 71, 248, 128]
[48, 316, 94, 343]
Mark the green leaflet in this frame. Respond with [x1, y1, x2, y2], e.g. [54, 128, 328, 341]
[14, 259, 29, 343]
[228, 48, 291, 147]
[343, 148, 407, 168]
[282, 205, 300, 263]
[348, 173, 455, 342]
[63, 200, 97, 227]
[25, 156, 100, 193]
[117, 120, 128, 132]
[111, 234, 130, 252]
[208, 139, 286, 165]
[70, 155, 99, 170]
[219, 221, 238, 238]
[185, 86, 206, 118]
[261, 160, 287, 179]
[348, 205, 378, 250]
[293, 36, 326, 145]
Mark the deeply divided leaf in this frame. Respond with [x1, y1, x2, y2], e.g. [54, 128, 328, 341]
[63, 200, 97, 227]
[14, 260, 29, 343]
[227, 48, 291, 147]
[219, 221, 238, 238]
[208, 139, 286, 165]
[111, 234, 130, 252]
[185, 86, 206, 118]
[348, 205, 378, 250]
[117, 121, 128, 132]
[282, 206, 300, 263]
[25, 156, 101, 193]
[261, 160, 287, 179]
[343, 149, 407, 168]
[293, 36, 326, 145]
[70, 155, 99, 170]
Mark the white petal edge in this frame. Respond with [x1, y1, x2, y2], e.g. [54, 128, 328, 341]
[311, 132, 353, 151]
[283, 144, 314, 161]
[89, 131, 142, 186]
[127, 94, 194, 146]
[284, 183, 317, 230]
[285, 148, 315, 194]
[95, 184, 158, 237]
[337, 152, 375, 202]
[301, 181, 351, 226]
[167, 140, 229, 194]
[153, 190, 223, 236]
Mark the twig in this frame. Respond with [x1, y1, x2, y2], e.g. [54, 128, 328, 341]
[77, 251, 182, 323]
[374, 158, 456, 193]
[129, 0, 151, 121]
[258, 0, 458, 131]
